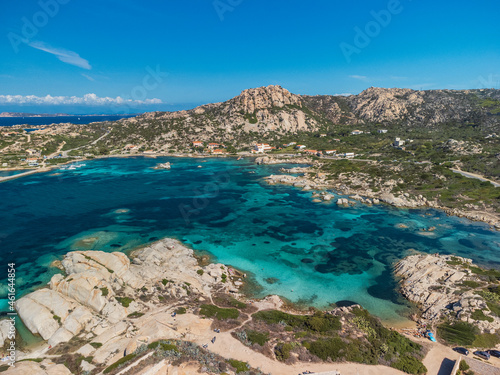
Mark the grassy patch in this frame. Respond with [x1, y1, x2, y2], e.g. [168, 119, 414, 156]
[199, 304, 239, 320]
[227, 359, 249, 373]
[90, 342, 102, 349]
[471, 309, 494, 322]
[274, 342, 294, 361]
[103, 354, 136, 373]
[127, 312, 144, 318]
[147, 341, 179, 352]
[100, 287, 109, 296]
[437, 322, 478, 346]
[391, 355, 428, 375]
[461, 280, 482, 289]
[115, 296, 134, 308]
[175, 307, 187, 315]
[253, 310, 341, 333]
[473, 332, 500, 348]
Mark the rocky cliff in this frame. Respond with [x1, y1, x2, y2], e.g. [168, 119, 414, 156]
[15, 239, 239, 348]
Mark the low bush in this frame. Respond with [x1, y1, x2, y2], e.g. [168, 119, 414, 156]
[175, 307, 187, 315]
[115, 297, 134, 308]
[227, 359, 249, 373]
[246, 330, 269, 346]
[103, 354, 136, 373]
[199, 304, 239, 320]
[471, 309, 494, 322]
[391, 355, 427, 375]
[253, 310, 341, 333]
[437, 322, 478, 346]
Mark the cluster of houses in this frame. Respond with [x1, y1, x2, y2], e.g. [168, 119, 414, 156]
[351, 129, 388, 135]
[249, 142, 355, 158]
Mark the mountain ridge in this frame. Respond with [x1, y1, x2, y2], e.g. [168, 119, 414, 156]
[101, 84, 499, 151]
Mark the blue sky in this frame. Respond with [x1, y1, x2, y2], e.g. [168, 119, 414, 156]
[0, 0, 499, 114]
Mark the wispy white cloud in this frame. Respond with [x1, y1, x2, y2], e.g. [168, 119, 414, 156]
[349, 75, 369, 81]
[334, 93, 352, 96]
[0, 93, 162, 106]
[28, 41, 91, 70]
[81, 73, 95, 82]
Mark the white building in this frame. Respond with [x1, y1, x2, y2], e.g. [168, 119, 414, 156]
[351, 130, 364, 135]
[295, 145, 307, 150]
[344, 152, 355, 159]
[378, 129, 388, 134]
[324, 150, 337, 155]
[394, 137, 405, 147]
[253, 143, 273, 153]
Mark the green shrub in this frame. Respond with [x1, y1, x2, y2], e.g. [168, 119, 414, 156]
[100, 287, 109, 297]
[227, 359, 249, 373]
[199, 304, 239, 320]
[471, 309, 494, 322]
[487, 302, 500, 316]
[147, 341, 179, 352]
[127, 312, 144, 318]
[391, 355, 427, 375]
[246, 330, 269, 346]
[461, 281, 481, 289]
[274, 342, 293, 361]
[437, 322, 478, 346]
[253, 310, 340, 333]
[473, 332, 500, 348]
[53, 315, 61, 324]
[459, 359, 470, 372]
[308, 337, 345, 361]
[90, 342, 102, 349]
[115, 297, 134, 308]
[175, 307, 187, 315]
[103, 354, 136, 373]
[197, 269, 204, 275]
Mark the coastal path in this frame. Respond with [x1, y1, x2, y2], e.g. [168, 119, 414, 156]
[451, 168, 500, 187]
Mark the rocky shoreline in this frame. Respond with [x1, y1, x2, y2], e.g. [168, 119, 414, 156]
[262, 158, 500, 230]
[3, 239, 251, 374]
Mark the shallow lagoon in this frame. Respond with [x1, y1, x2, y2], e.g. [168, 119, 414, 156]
[1, 157, 499, 325]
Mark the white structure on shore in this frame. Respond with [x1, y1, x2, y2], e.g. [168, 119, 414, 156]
[378, 129, 388, 134]
[394, 137, 405, 147]
[253, 143, 273, 153]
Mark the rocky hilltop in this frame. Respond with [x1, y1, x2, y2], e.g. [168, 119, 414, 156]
[396, 254, 500, 333]
[96, 85, 500, 151]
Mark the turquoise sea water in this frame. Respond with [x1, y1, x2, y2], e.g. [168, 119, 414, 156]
[0, 157, 499, 326]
